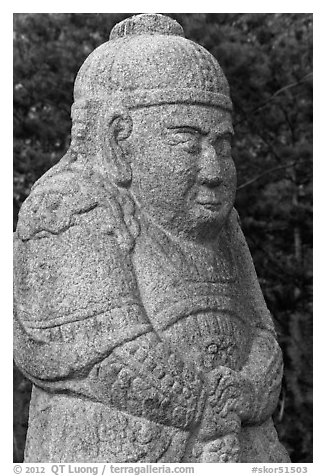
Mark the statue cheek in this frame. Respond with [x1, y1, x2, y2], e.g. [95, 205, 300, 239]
[224, 160, 237, 190]
[153, 158, 197, 193]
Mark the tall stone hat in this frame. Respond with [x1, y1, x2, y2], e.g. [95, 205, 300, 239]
[73, 13, 232, 111]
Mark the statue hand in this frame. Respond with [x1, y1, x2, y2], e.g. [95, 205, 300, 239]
[206, 366, 254, 421]
[197, 368, 242, 442]
[197, 401, 241, 443]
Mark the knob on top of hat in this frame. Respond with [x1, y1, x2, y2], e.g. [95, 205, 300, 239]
[109, 13, 185, 40]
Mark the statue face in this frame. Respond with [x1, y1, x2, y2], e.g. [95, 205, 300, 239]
[126, 104, 237, 241]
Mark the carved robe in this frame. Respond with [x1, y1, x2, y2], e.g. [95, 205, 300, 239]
[14, 168, 289, 463]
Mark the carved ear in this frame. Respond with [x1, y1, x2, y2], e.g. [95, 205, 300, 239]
[103, 108, 133, 187]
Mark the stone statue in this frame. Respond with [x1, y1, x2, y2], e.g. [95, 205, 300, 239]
[13, 14, 290, 463]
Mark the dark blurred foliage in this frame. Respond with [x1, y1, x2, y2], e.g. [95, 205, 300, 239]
[13, 13, 312, 463]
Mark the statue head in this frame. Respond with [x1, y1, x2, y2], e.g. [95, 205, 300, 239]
[70, 14, 237, 242]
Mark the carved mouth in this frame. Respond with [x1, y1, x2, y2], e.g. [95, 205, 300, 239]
[195, 188, 224, 211]
[196, 200, 221, 210]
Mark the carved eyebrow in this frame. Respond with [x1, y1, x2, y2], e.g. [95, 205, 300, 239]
[214, 126, 234, 137]
[165, 124, 234, 137]
[166, 125, 202, 134]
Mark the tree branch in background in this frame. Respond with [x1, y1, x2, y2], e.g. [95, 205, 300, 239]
[233, 101, 284, 164]
[237, 161, 298, 190]
[234, 72, 313, 126]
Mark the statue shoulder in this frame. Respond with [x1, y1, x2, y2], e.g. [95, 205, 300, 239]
[15, 169, 137, 251]
[14, 170, 140, 328]
[16, 170, 98, 240]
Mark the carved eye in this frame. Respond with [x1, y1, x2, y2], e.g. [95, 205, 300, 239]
[165, 127, 201, 152]
[213, 134, 232, 156]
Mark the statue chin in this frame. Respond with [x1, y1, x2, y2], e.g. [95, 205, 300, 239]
[185, 201, 234, 243]
[141, 201, 234, 245]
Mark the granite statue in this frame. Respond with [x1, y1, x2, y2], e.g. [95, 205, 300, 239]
[13, 13, 290, 463]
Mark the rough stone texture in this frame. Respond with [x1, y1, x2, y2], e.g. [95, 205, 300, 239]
[13, 14, 290, 463]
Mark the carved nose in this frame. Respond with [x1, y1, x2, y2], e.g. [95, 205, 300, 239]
[197, 145, 222, 187]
